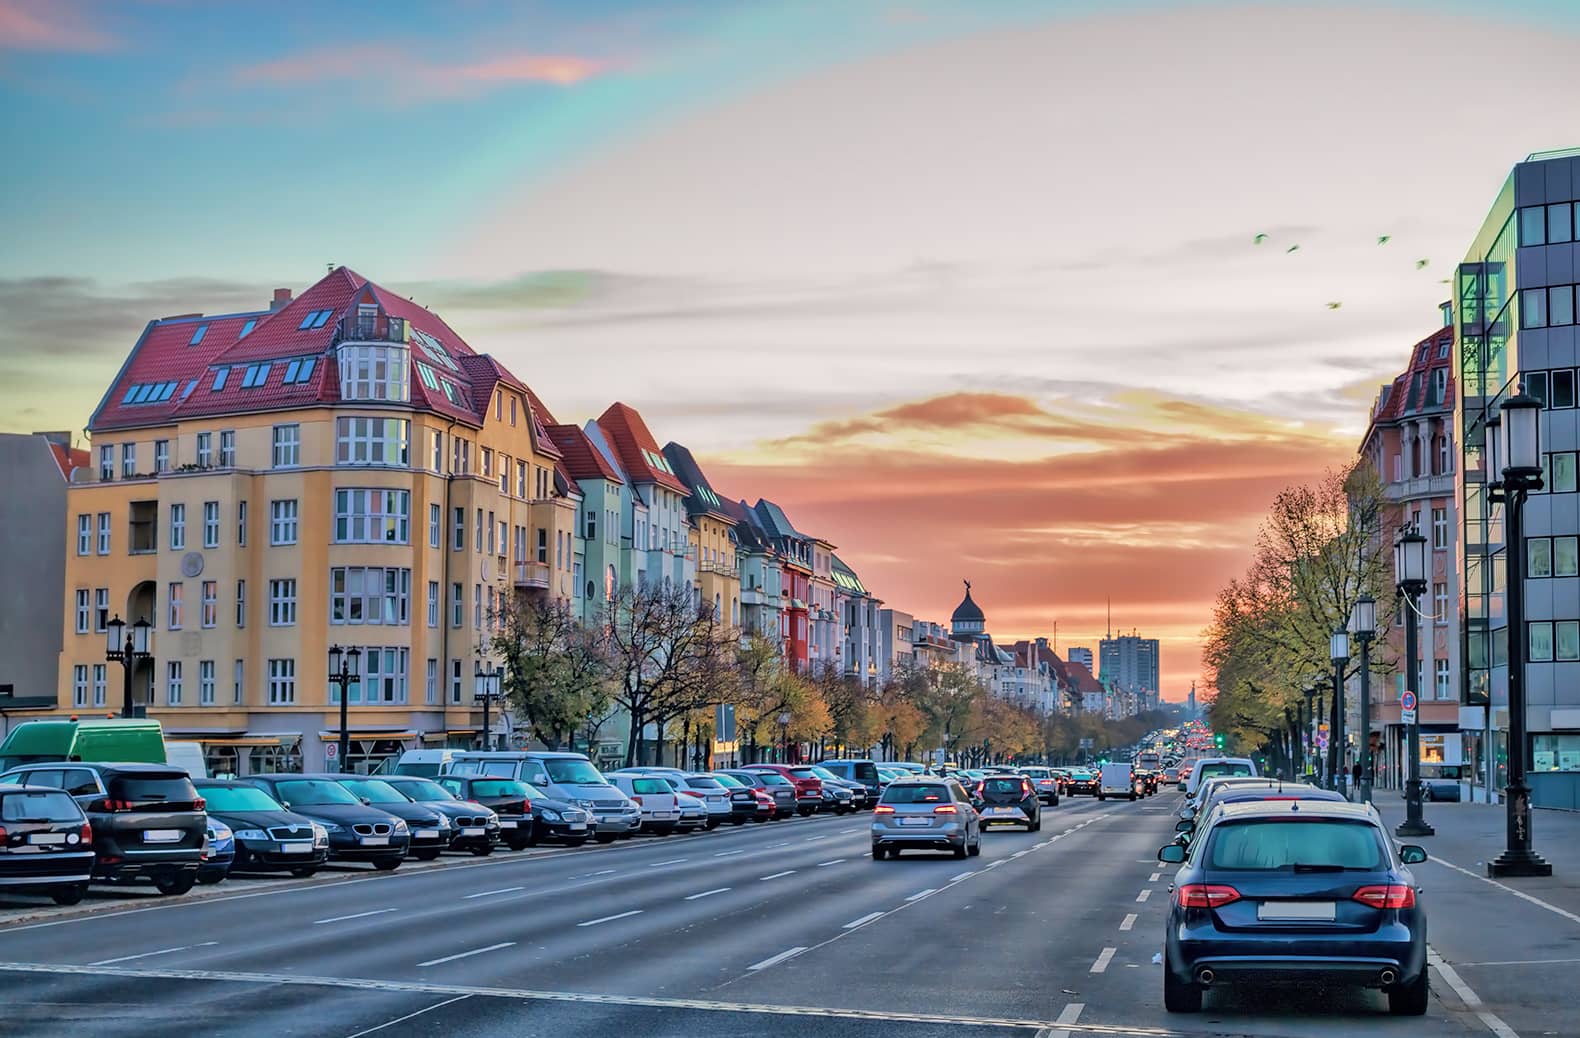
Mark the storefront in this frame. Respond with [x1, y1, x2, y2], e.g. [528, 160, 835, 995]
[164, 730, 302, 778]
[315, 729, 417, 774]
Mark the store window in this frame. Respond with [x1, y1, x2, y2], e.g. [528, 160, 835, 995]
[1531, 734, 1580, 773]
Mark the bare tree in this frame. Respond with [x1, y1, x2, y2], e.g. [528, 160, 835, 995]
[491, 597, 612, 750]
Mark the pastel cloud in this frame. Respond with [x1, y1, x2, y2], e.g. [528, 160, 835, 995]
[0, 0, 117, 52]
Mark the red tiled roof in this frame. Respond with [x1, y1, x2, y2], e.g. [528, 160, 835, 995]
[595, 402, 689, 494]
[1366, 325, 1455, 434]
[47, 441, 89, 481]
[1065, 661, 1104, 694]
[545, 423, 623, 483]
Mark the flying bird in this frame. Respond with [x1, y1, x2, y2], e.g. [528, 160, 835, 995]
[1253, 233, 1268, 245]
[1416, 258, 1430, 269]
[1326, 301, 1343, 310]
[1286, 244, 1300, 254]
[1377, 235, 1392, 245]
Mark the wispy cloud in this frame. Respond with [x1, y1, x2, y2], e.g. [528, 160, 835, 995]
[0, 0, 118, 52]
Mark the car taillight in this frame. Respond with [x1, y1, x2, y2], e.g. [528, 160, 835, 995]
[521, 800, 532, 814]
[192, 796, 206, 811]
[1022, 781, 1031, 795]
[0, 825, 7, 841]
[1353, 884, 1416, 909]
[100, 799, 134, 812]
[80, 822, 93, 842]
[1176, 884, 1240, 908]
[933, 805, 958, 814]
[873, 805, 895, 814]
[631, 796, 643, 805]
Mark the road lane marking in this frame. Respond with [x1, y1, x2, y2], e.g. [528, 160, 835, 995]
[1427, 855, 1580, 927]
[1011, 850, 1029, 859]
[1119, 913, 1137, 931]
[1428, 948, 1519, 1038]
[804, 835, 829, 842]
[344, 994, 472, 1038]
[713, 849, 746, 857]
[417, 942, 515, 967]
[765, 841, 789, 848]
[1148, 872, 1161, 882]
[949, 871, 973, 882]
[747, 947, 808, 971]
[1035, 1001, 1085, 1038]
[314, 908, 396, 925]
[684, 888, 730, 901]
[816, 859, 845, 867]
[647, 858, 688, 867]
[759, 870, 796, 881]
[843, 912, 884, 929]
[89, 942, 217, 966]
[577, 910, 642, 927]
[1457, 957, 1580, 967]
[462, 886, 524, 900]
[905, 889, 936, 902]
[588, 869, 617, 877]
[1135, 889, 1151, 903]
[1090, 947, 1116, 973]
[839, 827, 860, 834]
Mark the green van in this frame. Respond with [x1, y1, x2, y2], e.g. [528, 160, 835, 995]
[0, 718, 166, 771]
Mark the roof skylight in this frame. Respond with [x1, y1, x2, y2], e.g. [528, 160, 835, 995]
[212, 368, 229, 391]
[188, 323, 209, 346]
[239, 318, 257, 338]
[240, 363, 271, 388]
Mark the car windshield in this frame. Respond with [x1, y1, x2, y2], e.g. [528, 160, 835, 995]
[807, 767, 838, 780]
[882, 784, 950, 804]
[544, 758, 606, 785]
[471, 780, 529, 798]
[684, 776, 723, 789]
[711, 774, 744, 788]
[391, 779, 455, 802]
[1199, 762, 1254, 780]
[197, 785, 284, 812]
[788, 768, 819, 780]
[273, 780, 361, 806]
[1208, 820, 1386, 871]
[340, 779, 409, 804]
[1, 790, 82, 822]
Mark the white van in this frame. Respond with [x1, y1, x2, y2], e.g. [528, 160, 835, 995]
[392, 749, 466, 777]
[164, 740, 209, 779]
[1099, 762, 1137, 801]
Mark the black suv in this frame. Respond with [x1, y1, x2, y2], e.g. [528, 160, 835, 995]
[0, 762, 207, 895]
[972, 774, 1043, 832]
[0, 783, 95, 904]
[246, 775, 409, 870]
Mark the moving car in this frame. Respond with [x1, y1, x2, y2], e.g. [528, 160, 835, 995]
[1099, 762, 1138, 801]
[246, 774, 409, 870]
[743, 764, 823, 816]
[1065, 769, 1100, 796]
[381, 776, 499, 855]
[1158, 800, 1429, 1016]
[1, 761, 207, 896]
[606, 774, 681, 834]
[192, 779, 328, 876]
[871, 777, 981, 859]
[197, 819, 234, 885]
[0, 782, 94, 905]
[1016, 766, 1062, 805]
[973, 774, 1042, 831]
[334, 776, 452, 861]
[1184, 757, 1258, 798]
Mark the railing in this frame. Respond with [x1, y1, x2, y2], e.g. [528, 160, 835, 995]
[334, 314, 408, 345]
[513, 561, 551, 589]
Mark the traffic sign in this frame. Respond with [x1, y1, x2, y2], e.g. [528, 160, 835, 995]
[1401, 690, 1417, 724]
[325, 742, 338, 760]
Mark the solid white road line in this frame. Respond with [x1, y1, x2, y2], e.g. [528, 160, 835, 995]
[343, 994, 473, 1038]
[843, 912, 884, 929]
[1427, 855, 1580, 926]
[1090, 947, 1116, 973]
[314, 908, 396, 925]
[647, 858, 688, 867]
[949, 871, 974, 882]
[1011, 850, 1029, 859]
[816, 859, 845, 867]
[684, 888, 730, 901]
[747, 947, 808, 971]
[417, 942, 515, 968]
[1135, 889, 1151, 903]
[89, 942, 217, 966]
[759, 870, 796, 881]
[1034, 1001, 1086, 1038]
[1119, 913, 1137, 932]
[1428, 948, 1519, 1038]
[577, 910, 642, 927]
[462, 886, 524, 900]
[905, 889, 937, 902]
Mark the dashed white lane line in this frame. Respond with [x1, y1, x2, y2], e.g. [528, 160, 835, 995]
[839, 827, 860, 834]
[1034, 1001, 1085, 1038]
[416, 942, 515, 967]
[89, 941, 217, 966]
[684, 888, 730, 901]
[577, 910, 642, 928]
[816, 859, 845, 867]
[759, 870, 796, 881]
[1090, 947, 1116, 974]
[1135, 889, 1152, 903]
[588, 869, 617, 877]
[647, 858, 689, 867]
[747, 947, 808, 971]
[462, 886, 523, 900]
[314, 908, 396, 925]
[1429, 948, 1519, 1038]
[1119, 913, 1137, 932]
[713, 849, 746, 858]
[1148, 872, 1161, 882]
[843, 912, 884, 929]
[905, 889, 937, 902]
[949, 871, 974, 882]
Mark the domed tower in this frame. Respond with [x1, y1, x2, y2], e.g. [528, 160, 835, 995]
[951, 580, 985, 639]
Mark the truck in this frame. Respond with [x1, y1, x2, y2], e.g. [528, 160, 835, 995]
[1138, 750, 1162, 772]
[0, 718, 166, 771]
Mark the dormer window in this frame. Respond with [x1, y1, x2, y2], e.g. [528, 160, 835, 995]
[337, 344, 410, 402]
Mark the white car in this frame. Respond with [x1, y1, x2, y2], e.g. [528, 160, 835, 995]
[616, 768, 733, 829]
[606, 774, 681, 835]
[1182, 756, 1259, 798]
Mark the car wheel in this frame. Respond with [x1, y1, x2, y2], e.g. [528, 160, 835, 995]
[470, 844, 494, 857]
[706, 820, 720, 830]
[51, 883, 88, 906]
[595, 833, 618, 843]
[505, 838, 531, 851]
[1098, 793, 1106, 801]
[1388, 969, 1429, 1015]
[1029, 818, 1041, 832]
[525, 828, 542, 847]
[154, 872, 196, 896]
[414, 847, 442, 861]
[798, 806, 815, 817]
[872, 844, 886, 860]
[952, 842, 969, 860]
[565, 837, 590, 847]
[290, 866, 319, 879]
[751, 815, 768, 824]
[1130, 793, 1138, 801]
[372, 856, 402, 872]
[1051, 796, 1059, 806]
[1163, 968, 1203, 1013]
[968, 837, 982, 857]
[196, 871, 226, 885]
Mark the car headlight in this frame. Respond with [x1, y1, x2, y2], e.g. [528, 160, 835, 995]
[540, 809, 562, 822]
[318, 822, 343, 834]
[576, 799, 595, 810]
[392, 820, 409, 834]
[434, 815, 451, 829]
[233, 828, 267, 841]
[207, 823, 233, 841]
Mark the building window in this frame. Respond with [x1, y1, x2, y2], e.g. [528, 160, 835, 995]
[272, 424, 301, 468]
[452, 507, 465, 551]
[432, 430, 443, 473]
[475, 509, 483, 554]
[1552, 286, 1576, 327]
[429, 503, 440, 548]
[1432, 507, 1447, 549]
[1554, 536, 1580, 578]
[236, 579, 246, 628]
[203, 501, 220, 548]
[94, 588, 109, 632]
[329, 567, 411, 625]
[121, 443, 136, 478]
[1558, 620, 1580, 662]
[1530, 621, 1555, 663]
[451, 659, 463, 704]
[201, 581, 217, 628]
[73, 665, 88, 708]
[199, 660, 216, 705]
[154, 439, 170, 473]
[510, 396, 518, 426]
[166, 661, 182, 706]
[499, 459, 509, 495]
[517, 460, 527, 498]
[74, 589, 90, 634]
[427, 658, 438, 705]
[334, 488, 410, 544]
[76, 514, 91, 555]
[1520, 205, 1547, 246]
[353, 647, 410, 704]
[167, 582, 184, 630]
[451, 582, 463, 628]
[427, 581, 439, 627]
[337, 345, 410, 402]
[487, 510, 496, 555]
[169, 503, 186, 550]
[99, 445, 113, 481]
[268, 579, 297, 627]
[91, 664, 106, 707]
[335, 417, 409, 466]
[237, 500, 248, 546]
[473, 583, 482, 629]
[1553, 371, 1576, 409]
[233, 659, 244, 704]
[268, 659, 296, 704]
[1549, 451, 1578, 494]
[1433, 582, 1448, 626]
[585, 510, 597, 541]
[219, 430, 236, 468]
[196, 432, 213, 467]
[97, 512, 111, 555]
[270, 499, 299, 544]
[481, 448, 493, 479]
[1550, 202, 1575, 245]
[537, 528, 548, 564]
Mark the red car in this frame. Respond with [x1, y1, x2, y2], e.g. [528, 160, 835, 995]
[743, 764, 823, 816]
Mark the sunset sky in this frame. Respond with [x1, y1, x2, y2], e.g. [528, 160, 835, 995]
[4, 0, 1579, 697]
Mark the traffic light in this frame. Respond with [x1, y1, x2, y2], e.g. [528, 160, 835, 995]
[1214, 733, 1225, 749]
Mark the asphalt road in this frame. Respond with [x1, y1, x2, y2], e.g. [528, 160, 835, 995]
[0, 792, 1571, 1037]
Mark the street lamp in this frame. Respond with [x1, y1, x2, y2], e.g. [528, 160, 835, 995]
[1301, 685, 1318, 779]
[1329, 626, 1350, 795]
[104, 615, 152, 719]
[474, 663, 503, 751]
[778, 710, 792, 764]
[1394, 525, 1434, 837]
[1350, 594, 1377, 803]
[327, 646, 361, 773]
[1488, 386, 1552, 876]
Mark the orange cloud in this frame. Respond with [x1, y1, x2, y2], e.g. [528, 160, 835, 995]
[0, 0, 117, 52]
[233, 42, 608, 101]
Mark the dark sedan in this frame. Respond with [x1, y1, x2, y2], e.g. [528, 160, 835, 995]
[1158, 801, 1429, 1016]
[719, 770, 796, 819]
[709, 773, 760, 824]
[193, 780, 329, 877]
[246, 775, 409, 870]
[336, 777, 452, 861]
[0, 784, 94, 904]
[381, 776, 499, 856]
[1065, 769, 1100, 796]
[437, 776, 537, 849]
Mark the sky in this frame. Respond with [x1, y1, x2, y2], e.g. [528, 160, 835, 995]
[3, 0, 1579, 698]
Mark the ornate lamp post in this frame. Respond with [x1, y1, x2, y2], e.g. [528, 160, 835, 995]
[1301, 685, 1317, 779]
[1394, 526, 1434, 837]
[1330, 627, 1350, 794]
[1351, 595, 1377, 803]
[778, 710, 792, 764]
[105, 615, 152, 719]
[1488, 387, 1552, 876]
[475, 663, 503, 751]
[327, 646, 361, 773]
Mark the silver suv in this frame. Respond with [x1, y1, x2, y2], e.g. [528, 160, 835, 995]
[871, 777, 981, 860]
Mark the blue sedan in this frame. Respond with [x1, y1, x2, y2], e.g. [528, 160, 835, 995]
[1158, 800, 1429, 1016]
[197, 820, 235, 885]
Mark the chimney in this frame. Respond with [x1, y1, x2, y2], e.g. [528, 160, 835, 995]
[271, 288, 293, 311]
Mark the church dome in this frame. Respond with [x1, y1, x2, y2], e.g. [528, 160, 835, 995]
[951, 582, 985, 633]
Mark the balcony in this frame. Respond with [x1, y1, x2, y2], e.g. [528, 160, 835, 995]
[513, 561, 551, 589]
[334, 313, 408, 345]
[1385, 473, 1455, 503]
[700, 560, 736, 577]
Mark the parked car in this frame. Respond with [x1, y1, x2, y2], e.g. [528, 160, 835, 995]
[444, 751, 640, 843]
[817, 759, 883, 803]
[525, 795, 592, 845]
[0, 762, 207, 895]
[871, 777, 981, 859]
[606, 774, 681, 834]
[1016, 766, 1062, 805]
[436, 776, 539, 849]
[334, 777, 451, 861]
[165, 741, 209, 780]
[1158, 800, 1429, 1016]
[743, 764, 823, 816]
[0, 783, 94, 904]
[973, 774, 1042, 831]
[615, 769, 729, 829]
[1065, 769, 1100, 796]
[191, 779, 328, 877]
[245, 775, 408, 870]
[707, 773, 760, 825]
[380, 776, 499, 855]
[806, 766, 867, 810]
[197, 820, 234, 885]
[719, 769, 796, 819]
[390, 749, 469, 777]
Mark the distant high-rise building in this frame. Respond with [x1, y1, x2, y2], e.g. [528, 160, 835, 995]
[1067, 646, 1093, 672]
[1099, 633, 1160, 704]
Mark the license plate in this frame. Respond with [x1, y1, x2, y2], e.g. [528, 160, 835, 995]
[143, 829, 182, 843]
[652, 812, 675, 819]
[898, 817, 930, 826]
[29, 832, 67, 845]
[987, 807, 1017, 815]
[569, 823, 587, 831]
[416, 829, 439, 839]
[280, 842, 312, 854]
[1258, 901, 1336, 921]
[461, 827, 483, 836]
[707, 796, 724, 803]
[498, 820, 517, 828]
[361, 836, 389, 846]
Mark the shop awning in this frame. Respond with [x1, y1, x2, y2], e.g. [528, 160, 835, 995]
[317, 729, 419, 741]
[198, 736, 285, 748]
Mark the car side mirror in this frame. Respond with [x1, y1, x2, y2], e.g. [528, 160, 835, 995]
[1399, 845, 1428, 865]
[534, 778, 550, 787]
[1158, 844, 1186, 863]
[1175, 820, 1193, 833]
[360, 797, 372, 806]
